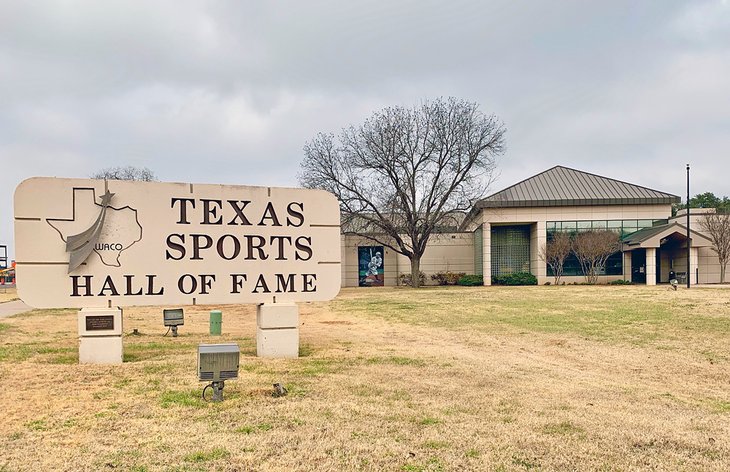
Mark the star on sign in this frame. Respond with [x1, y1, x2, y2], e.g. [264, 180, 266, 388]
[99, 190, 115, 206]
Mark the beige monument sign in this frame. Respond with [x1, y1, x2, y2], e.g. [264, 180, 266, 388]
[14, 177, 341, 309]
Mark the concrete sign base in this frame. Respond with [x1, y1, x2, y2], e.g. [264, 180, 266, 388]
[256, 303, 299, 358]
[79, 336, 123, 364]
[78, 307, 123, 364]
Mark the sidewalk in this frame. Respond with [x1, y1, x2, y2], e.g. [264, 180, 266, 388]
[0, 300, 32, 318]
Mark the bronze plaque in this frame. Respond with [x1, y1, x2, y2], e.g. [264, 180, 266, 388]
[85, 315, 115, 331]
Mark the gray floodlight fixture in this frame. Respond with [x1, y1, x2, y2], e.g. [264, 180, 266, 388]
[197, 343, 240, 402]
[163, 308, 184, 337]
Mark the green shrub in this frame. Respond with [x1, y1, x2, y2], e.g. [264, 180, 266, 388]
[457, 275, 483, 286]
[430, 271, 466, 285]
[608, 279, 632, 285]
[399, 271, 426, 287]
[492, 272, 537, 286]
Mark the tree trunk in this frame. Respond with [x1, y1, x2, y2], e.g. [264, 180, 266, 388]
[587, 263, 598, 284]
[410, 257, 421, 288]
[721, 262, 726, 284]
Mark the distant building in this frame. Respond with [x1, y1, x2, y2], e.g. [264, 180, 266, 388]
[340, 166, 725, 286]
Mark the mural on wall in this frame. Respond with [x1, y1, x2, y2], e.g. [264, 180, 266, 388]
[358, 246, 384, 287]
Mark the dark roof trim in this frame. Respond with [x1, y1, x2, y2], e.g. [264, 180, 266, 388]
[477, 197, 679, 208]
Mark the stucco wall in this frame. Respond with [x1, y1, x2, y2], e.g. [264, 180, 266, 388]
[340, 235, 400, 288]
[698, 247, 725, 284]
[393, 233, 474, 281]
[670, 211, 727, 284]
[341, 233, 474, 287]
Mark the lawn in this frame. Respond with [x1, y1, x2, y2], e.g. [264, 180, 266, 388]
[0, 286, 728, 471]
[0, 287, 18, 303]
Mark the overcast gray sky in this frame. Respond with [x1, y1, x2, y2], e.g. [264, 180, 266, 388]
[2, 0, 729, 259]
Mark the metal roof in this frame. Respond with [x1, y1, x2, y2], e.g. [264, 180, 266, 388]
[476, 166, 681, 208]
[622, 222, 712, 248]
[621, 225, 671, 245]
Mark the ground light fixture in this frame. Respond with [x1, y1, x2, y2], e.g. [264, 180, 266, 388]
[197, 343, 240, 402]
[163, 308, 184, 337]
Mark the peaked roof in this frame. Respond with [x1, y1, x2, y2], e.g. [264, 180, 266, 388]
[622, 222, 712, 248]
[476, 166, 680, 209]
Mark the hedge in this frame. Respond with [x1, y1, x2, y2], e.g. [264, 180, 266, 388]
[457, 275, 484, 286]
[491, 272, 537, 286]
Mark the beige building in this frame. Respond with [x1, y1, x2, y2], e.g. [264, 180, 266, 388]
[341, 233, 474, 287]
[341, 166, 727, 287]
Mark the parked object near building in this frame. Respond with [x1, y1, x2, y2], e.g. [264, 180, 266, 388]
[0, 246, 13, 285]
[0, 245, 7, 270]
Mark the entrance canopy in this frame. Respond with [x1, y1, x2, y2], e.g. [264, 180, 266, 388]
[622, 222, 712, 249]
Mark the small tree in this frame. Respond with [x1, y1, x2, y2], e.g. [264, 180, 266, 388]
[699, 211, 730, 283]
[572, 230, 621, 284]
[300, 97, 505, 287]
[539, 231, 571, 284]
[673, 192, 730, 214]
[91, 166, 157, 181]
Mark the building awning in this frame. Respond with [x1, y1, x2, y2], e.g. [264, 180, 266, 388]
[622, 222, 712, 249]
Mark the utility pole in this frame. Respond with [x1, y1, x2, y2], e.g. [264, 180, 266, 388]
[686, 164, 691, 289]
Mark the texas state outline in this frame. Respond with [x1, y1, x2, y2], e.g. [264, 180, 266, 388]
[47, 188, 143, 268]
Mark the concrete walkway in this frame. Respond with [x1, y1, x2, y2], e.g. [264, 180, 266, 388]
[0, 300, 32, 318]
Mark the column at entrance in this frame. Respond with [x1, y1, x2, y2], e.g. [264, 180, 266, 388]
[646, 248, 657, 286]
[690, 247, 699, 285]
[532, 221, 547, 283]
[482, 223, 491, 286]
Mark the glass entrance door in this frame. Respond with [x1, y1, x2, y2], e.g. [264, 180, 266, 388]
[631, 249, 646, 284]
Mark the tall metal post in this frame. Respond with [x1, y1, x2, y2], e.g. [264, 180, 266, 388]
[686, 164, 691, 289]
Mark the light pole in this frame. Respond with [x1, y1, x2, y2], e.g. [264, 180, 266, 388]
[686, 164, 691, 289]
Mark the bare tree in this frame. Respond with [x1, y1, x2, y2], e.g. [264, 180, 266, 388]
[300, 97, 505, 287]
[572, 230, 621, 284]
[91, 166, 156, 181]
[540, 231, 571, 284]
[699, 210, 730, 283]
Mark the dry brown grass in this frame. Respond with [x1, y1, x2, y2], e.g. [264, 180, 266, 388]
[0, 285, 729, 471]
[0, 287, 18, 303]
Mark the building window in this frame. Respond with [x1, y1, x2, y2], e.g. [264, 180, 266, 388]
[491, 225, 531, 277]
[547, 219, 667, 237]
[543, 219, 665, 277]
[554, 251, 623, 277]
